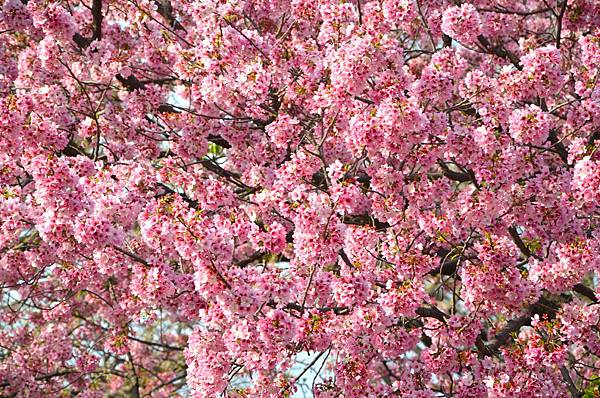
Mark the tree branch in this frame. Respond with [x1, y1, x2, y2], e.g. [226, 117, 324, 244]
[555, 1, 568, 48]
[508, 226, 532, 258]
[477, 35, 522, 70]
[73, 0, 103, 49]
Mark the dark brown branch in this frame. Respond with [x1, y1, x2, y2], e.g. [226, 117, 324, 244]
[155, 105, 233, 149]
[90, 0, 103, 40]
[342, 214, 390, 230]
[353, 95, 374, 105]
[73, 0, 103, 49]
[555, 1, 568, 48]
[198, 159, 242, 182]
[437, 161, 474, 184]
[477, 35, 522, 70]
[479, 292, 578, 357]
[127, 352, 141, 398]
[426, 248, 461, 277]
[477, 6, 551, 16]
[207, 134, 232, 149]
[573, 283, 598, 303]
[415, 306, 449, 323]
[293, 348, 329, 384]
[282, 302, 351, 316]
[479, 315, 530, 356]
[442, 34, 452, 48]
[116, 74, 177, 91]
[560, 366, 582, 398]
[73, 314, 185, 351]
[235, 252, 265, 268]
[112, 246, 150, 267]
[508, 226, 532, 258]
[282, 300, 449, 322]
[156, 183, 198, 208]
[146, 371, 188, 396]
[222, 16, 269, 59]
[338, 249, 354, 268]
[154, 0, 184, 30]
[546, 128, 570, 165]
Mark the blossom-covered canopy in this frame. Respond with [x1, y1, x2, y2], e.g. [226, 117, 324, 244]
[1, 0, 600, 396]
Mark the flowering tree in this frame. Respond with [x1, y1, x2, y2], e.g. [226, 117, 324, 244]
[2, 0, 600, 396]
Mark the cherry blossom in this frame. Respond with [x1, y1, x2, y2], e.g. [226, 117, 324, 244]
[1, 0, 600, 397]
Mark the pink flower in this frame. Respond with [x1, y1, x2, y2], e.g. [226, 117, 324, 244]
[441, 4, 482, 44]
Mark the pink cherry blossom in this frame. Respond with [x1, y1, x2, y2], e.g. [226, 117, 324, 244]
[1, 0, 600, 397]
